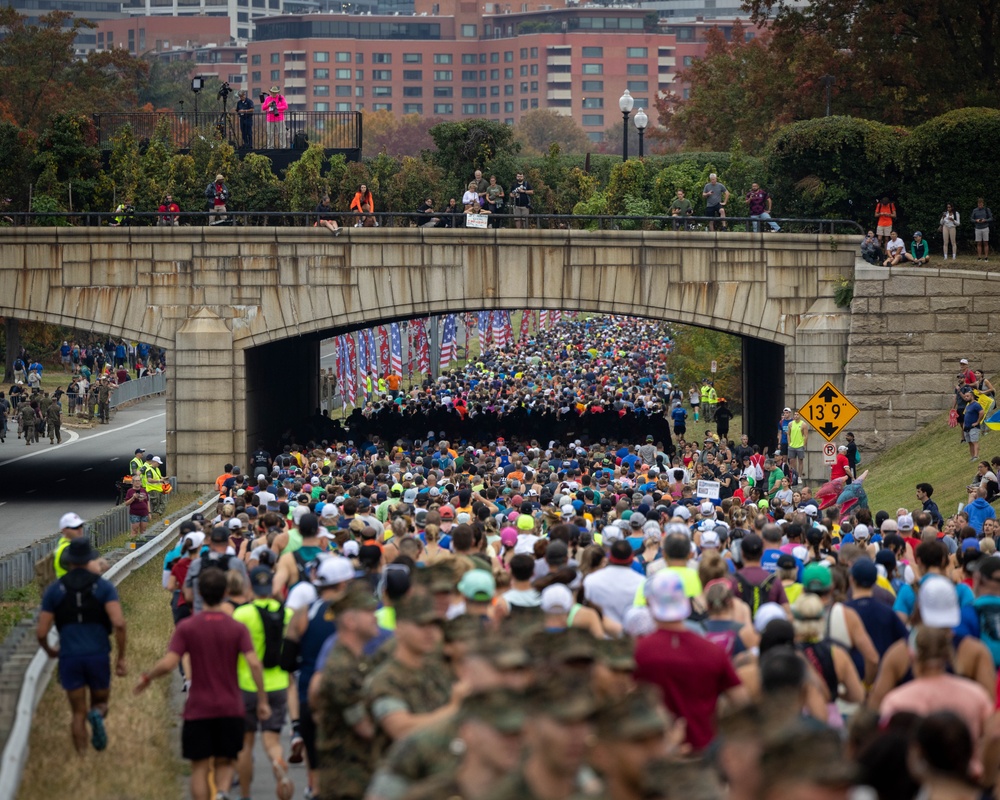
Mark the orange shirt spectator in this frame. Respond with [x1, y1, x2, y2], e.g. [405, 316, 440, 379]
[350, 185, 374, 213]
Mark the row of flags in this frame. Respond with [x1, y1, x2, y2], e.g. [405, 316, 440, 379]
[331, 311, 578, 408]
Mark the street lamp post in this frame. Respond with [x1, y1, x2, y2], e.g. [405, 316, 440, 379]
[191, 76, 204, 128]
[633, 107, 648, 159]
[820, 74, 835, 117]
[618, 89, 634, 162]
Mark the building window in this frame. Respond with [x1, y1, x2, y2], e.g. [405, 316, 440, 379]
[270, 52, 280, 63]
[489, 52, 499, 63]
[462, 87, 478, 98]
[373, 103, 391, 110]
[582, 64, 602, 74]
[270, 70, 280, 81]
[251, 54, 261, 65]
[504, 51, 513, 62]
[356, 86, 364, 97]
[505, 101, 513, 112]
[433, 53, 453, 63]
[314, 68, 329, 79]
[504, 67, 513, 78]
[462, 103, 478, 114]
[335, 68, 351, 79]
[582, 114, 604, 126]
[632, 98, 649, 108]
[314, 102, 329, 111]
[462, 24, 477, 37]
[356, 53, 364, 64]
[372, 53, 390, 63]
[480, 70, 486, 80]
[530, 98, 538, 108]
[404, 86, 422, 97]
[403, 70, 422, 80]
[372, 69, 391, 80]
[433, 86, 453, 97]
[582, 97, 603, 108]
[627, 80, 648, 92]
[434, 103, 453, 114]
[530, 81, 538, 91]
[462, 70, 478, 81]
[373, 86, 392, 97]
[434, 70, 453, 80]
[683, 56, 694, 66]
[252, 71, 261, 81]
[356, 69, 364, 80]
[520, 82, 528, 92]
[626, 46, 648, 57]
[336, 52, 351, 62]
[403, 103, 423, 113]
[479, 87, 487, 97]
[588, 132, 602, 142]
[504, 84, 513, 96]
[530, 47, 538, 57]
[335, 102, 351, 111]
[490, 69, 499, 80]
[403, 52, 422, 62]
[520, 99, 528, 110]
[520, 48, 527, 58]
[520, 65, 528, 76]
[314, 85, 330, 96]
[490, 85, 499, 96]
[314, 51, 329, 62]
[462, 53, 477, 64]
[626, 64, 648, 75]
[581, 46, 602, 57]
[530, 64, 538, 75]
[490, 102, 500, 113]
[581, 80, 603, 92]
[336, 85, 351, 96]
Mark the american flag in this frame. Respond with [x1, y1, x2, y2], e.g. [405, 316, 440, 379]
[389, 323, 403, 376]
[415, 319, 430, 374]
[504, 311, 514, 347]
[551, 310, 562, 325]
[539, 310, 549, 330]
[478, 311, 492, 352]
[357, 330, 369, 377]
[346, 333, 358, 405]
[491, 310, 507, 350]
[406, 323, 414, 379]
[440, 314, 457, 371]
[362, 329, 378, 378]
[377, 325, 390, 375]
[336, 336, 348, 407]
[518, 310, 531, 346]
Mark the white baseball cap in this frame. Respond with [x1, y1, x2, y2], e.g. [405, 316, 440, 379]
[540, 584, 574, 614]
[315, 556, 355, 587]
[919, 575, 961, 628]
[645, 571, 691, 623]
[60, 512, 84, 529]
[152, 456, 163, 464]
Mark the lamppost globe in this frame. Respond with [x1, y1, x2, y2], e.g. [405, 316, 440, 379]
[619, 90, 634, 162]
[633, 107, 648, 159]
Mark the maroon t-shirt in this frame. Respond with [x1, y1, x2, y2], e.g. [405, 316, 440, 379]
[169, 611, 252, 720]
[125, 487, 150, 517]
[634, 628, 742, 751]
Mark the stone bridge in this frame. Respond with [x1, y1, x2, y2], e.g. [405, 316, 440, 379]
[1, 227, 858, 487]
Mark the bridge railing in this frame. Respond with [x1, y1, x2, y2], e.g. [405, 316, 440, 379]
[0, 211, 865, 235]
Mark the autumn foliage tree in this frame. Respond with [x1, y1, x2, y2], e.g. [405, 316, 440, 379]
[513, 109, 590, 156]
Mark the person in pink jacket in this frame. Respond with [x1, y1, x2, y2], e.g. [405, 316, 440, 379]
[261, 85, 288, 149]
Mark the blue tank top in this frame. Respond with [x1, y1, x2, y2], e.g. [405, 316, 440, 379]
[297, 598, 338, 704]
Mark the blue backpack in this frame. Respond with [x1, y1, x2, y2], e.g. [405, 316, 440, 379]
[974, 596, 1000, 668]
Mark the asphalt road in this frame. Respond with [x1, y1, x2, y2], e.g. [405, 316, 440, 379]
[0, 396, 167, 557]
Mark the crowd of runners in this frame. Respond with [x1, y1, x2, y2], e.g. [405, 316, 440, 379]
[35, 314, 1000, 800]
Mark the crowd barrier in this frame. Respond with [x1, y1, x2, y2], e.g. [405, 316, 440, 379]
[109, 371, 167, 408]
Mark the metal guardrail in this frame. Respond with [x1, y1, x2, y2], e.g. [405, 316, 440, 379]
[0, 505, 130, 597]
[92, 111, 363, 153]
[109, 372, 167, 409]
[0, 210, 866, 235]
[0, 494, 220, 800]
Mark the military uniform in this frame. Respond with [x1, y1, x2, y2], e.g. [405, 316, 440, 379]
[45, 398, 62, 444]
[97, 381, 112, 423]
[314, 641, 375, 800]
[18, 403, 35, 446]
[367, 716, 461, 800]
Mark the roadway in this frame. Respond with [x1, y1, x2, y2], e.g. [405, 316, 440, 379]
[0, 397, 167, 557]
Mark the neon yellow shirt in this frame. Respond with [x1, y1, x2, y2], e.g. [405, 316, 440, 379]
[233, 599, 294, 692]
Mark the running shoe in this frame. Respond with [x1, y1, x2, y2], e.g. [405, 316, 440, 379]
[273, 758, 294, 800]
[87, 708, 108, 751]
[289, 734, 305, 764]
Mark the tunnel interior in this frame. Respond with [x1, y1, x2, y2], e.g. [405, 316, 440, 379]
[242, 313, 786, 459]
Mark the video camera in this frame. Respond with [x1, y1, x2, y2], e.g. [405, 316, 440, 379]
[218, 81, 233, 100]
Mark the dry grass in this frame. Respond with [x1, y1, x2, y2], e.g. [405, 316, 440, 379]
[17, 556, 184, 800]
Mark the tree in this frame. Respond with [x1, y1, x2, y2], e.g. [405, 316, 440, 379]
[139, 59, 196, 111]
[668, 326, 743, 412]
[284, 143, 329, 212]
[363, 111, 440, 158]
[514, 110, 590, 156]
[429, 119, 519, 183]
[383, 157, 445, 218]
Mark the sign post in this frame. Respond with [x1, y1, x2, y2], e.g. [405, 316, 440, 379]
[710, 360, 717, 373]
[798, 382, 859, 442]
[822, 442, 837, 465]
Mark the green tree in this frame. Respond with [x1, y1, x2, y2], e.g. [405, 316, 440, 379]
[227, 154, 284, 220]
[668, 326, 743, 412]
[108, 124, 141, 209]
[138, 59, 194, 111]
[606, 158, 651, 215]
[429, 119, 519, 183]
[284, 143, 328, 212]
[0, 122, 36, 210]
[514, 110, 591, 157]
[384, 157, 445, 219]
[136, 116, 175, 213]
[555, 167, 597, 215]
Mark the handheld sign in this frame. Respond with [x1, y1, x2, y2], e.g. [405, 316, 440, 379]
[696, 480, 721, 500]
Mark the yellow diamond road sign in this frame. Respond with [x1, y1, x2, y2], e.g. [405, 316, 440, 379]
[799, 382, 859, 442]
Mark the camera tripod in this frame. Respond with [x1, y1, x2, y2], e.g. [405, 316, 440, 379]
[216, 89, 238, 147]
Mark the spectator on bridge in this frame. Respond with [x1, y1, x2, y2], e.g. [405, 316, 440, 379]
[111, 199, 134, 227]
[860, 230, 882, 265]
[313, 195, 341, 235]
[669, 188, 694, 231]
[940, 203, 961, 259]
[510, 171, 533, 229]
[462, 181, 483, 215]
[972, 197, 993, 262]
[205, 174, 230, 226]
[882, 231, 906, 267]
[414, 197, 442, 228]
[262, 85, 289, 149]
[442, 197, 462, 227]
[874, 196, 897, 248]
[485, 174, 505, 215]
[905, 231, 931, 266]
[236, 88, 254, 150]
[702, 173, 729, 232]
[37, 536, 127, 754]
[746, 182, 780, 233]
[350, 183, 375, 227]
[157, 194, 180, 226]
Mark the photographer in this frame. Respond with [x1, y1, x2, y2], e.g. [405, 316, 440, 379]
[669, 188, 694, 231]
[236, 88, 254, 149]
[157, 194, 180, 227]
[205, 174, 230, 225]
[261, 85, 288, 149]
[509, 170, 533, 229]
